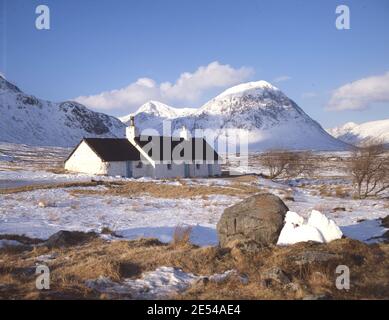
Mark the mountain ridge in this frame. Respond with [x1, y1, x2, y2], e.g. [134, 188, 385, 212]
[327, 119, 389, 146]
[0, 75, 125, 147]
[121, 80, 349, 151]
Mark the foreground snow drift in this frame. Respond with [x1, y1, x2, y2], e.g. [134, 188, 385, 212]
[277, 210, 343, 245]
[86, 267, 243, 299]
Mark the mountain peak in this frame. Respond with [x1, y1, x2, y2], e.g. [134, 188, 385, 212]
[216, 80, 279, 99]
[139, 100, 173, 112]
[120, 100, 196, 123]
[0, 75, 21, 93]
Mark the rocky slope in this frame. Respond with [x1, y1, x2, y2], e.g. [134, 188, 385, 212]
[0, 76, 125, 147]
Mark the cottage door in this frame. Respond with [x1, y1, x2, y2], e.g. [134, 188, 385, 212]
[184, 164, 190, 178]
[207, 164, 213, 176]
[126, 161, 132, 178]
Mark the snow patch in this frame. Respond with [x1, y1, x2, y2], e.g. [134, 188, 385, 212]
[215, 80, 279, 99]
[277, 210, 343, 245]
[86, 267, 241, 299]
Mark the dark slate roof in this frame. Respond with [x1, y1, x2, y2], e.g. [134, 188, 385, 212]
[134, 136, 220, 162]
[66, 138, 141, 162]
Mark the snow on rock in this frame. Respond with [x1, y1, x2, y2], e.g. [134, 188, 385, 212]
[86, 267, 198, 299]
[284, 211, 305, 227]
[277, 210, 343, 245]
[277, 213, 325, 245]
[86, 267, 241, 299]
[307, 210, 343, 243]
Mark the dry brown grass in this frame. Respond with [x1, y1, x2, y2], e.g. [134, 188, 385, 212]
[45, 167, 69, 175]
[318, 186, 332, 197]
[0, 234, 388, 300]
[334, 185, 350, 198]
[171, 225, 193, 248]
[229, 175, 259, 184]
[0, 181, 104, 195]
[67, 179, 261, 199]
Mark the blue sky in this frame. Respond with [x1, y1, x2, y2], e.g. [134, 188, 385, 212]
[1, 0, 388, 127]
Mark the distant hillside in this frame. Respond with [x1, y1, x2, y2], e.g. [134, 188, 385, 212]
[0, 76, 125, 147]
[327, 119, 389, 146]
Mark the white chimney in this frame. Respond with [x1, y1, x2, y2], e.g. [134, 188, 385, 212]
[126, 116, 138, 141]
[180, 126, 190, 140]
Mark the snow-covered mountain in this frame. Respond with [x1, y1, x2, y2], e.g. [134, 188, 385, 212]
[327, 119, 389, 146]
[0, 76, 125, 147]
[122, 81, 348, 151]
[119, 101, 196, 134]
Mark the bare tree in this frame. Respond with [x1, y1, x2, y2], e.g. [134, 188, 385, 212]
[347, 141, 389, 199]
[260, 150, 316, 179]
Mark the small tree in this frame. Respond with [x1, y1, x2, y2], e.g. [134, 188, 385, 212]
[260, 149, 316, 179]
[347, 142, 389, 199]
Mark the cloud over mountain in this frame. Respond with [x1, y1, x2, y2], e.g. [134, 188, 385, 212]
[75, 62, 253, 113]
[327, 71, 389, 111]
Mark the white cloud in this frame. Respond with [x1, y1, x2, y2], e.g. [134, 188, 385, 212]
[327, 71, 389, 111]
[75, 61, 253, 112]
[273, 75, 291, 83]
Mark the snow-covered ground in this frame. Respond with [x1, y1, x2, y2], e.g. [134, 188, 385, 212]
[0, 143, 388, 246]
[0, 185, 236, 246]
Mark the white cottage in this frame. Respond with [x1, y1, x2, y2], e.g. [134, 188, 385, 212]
[64, 117, 221, 179]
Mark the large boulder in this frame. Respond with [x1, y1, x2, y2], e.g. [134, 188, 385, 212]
[217, 193, 288, 247]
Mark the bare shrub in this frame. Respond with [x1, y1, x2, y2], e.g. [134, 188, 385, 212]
[334, 185, 349, 198]
[318, 186, 332, 197]
[171, 225, 193, 248]
[346, 142, 389, 199]
[259, 150, 316, 179]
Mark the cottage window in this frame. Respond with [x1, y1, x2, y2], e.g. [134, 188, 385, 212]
[136, 161, 143, 168]
[196, 164, 201, 170]
[167, 164, 172, 170]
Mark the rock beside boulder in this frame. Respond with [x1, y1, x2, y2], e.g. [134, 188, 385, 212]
[261, 267, 291, 285]
[381, 215, 389, 228]
[291, 250, 341, 266]
[44, 230, 98, 248]
[217, 193, 288, 247]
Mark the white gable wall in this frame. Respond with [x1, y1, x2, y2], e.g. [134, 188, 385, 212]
[65, 141, 108, 175]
